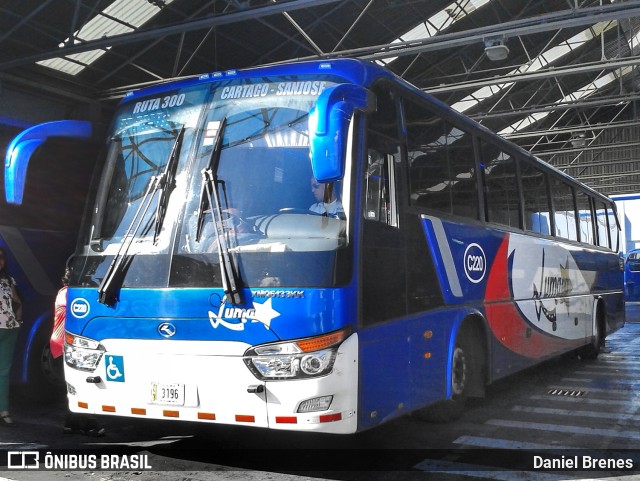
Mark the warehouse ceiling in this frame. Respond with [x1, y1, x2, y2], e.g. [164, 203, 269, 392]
[2, 0, 640, 196]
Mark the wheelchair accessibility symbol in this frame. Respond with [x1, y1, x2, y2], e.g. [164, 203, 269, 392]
[105, 355, 125, 382]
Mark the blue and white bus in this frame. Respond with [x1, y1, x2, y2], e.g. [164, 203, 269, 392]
[61, 59, 624, 433]
[2, 120, 96, 397]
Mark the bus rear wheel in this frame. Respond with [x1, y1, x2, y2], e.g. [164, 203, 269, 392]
[580, 310, 604, 360]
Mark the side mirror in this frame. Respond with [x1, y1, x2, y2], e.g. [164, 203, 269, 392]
[309, 84, 374, 182]
[5, 120, 92, 205]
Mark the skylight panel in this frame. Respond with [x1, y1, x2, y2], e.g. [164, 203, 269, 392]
[625, 25, 640, 53]
[401, 24, 430, 43]
[37, 0, 175, 76]
[377, 0, 491, 65]
[452, 21, 616, 114]
[452, 83, 512, 112]
[498, 67, 631, 136]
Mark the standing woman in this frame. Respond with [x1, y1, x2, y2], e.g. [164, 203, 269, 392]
[0, 247, 22, 427]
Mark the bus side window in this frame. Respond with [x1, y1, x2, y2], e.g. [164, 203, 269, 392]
[447, 125, 477, 220]
[480, 142, 519, 228]
[361, 86, 407, 325]
[607, 206, 619, 252]
[594, 201, 610, 248]
[575, 190, 595, 245]
[520, 160, 551, 235]
[365, 149, 398, 227]
[405, 102, 450, 214]
[550, 177, 578, 241]
[404, 102, 477, 220]
[364, 84, 400, 227]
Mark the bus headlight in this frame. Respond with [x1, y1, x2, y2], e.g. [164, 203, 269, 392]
[243, 328, 350, 380]
[64, 332, 105, 372]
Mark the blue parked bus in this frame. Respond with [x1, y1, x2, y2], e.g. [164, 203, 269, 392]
[60, 59, 624, 433]
[2, 121, 96, 397]
[624, 248, 640, 301]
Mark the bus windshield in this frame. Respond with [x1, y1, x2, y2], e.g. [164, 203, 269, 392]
[72, 75, 351, 291]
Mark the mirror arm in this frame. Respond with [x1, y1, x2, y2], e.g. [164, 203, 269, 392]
[5, 120, 92, 205]
[309, 84, 375, 183]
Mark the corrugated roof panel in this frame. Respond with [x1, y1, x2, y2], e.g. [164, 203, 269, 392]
[377, 0, 491, 65]
[110, 0, 161, 27]
[453, 21, 617, 114]
[36, 0, 174, 75]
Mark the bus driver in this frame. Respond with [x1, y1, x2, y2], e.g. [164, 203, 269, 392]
[309, 178, 343, 216]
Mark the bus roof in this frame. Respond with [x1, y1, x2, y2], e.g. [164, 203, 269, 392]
[119, 58, 393, 103]
[117, 57, 614, 206]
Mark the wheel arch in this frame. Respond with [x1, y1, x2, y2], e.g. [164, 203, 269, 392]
[594, 296, 606, 337]
[446, 311, 489, 399]
[19, 310, 52, 383]
[579, 295, 606, 360]
[592, 295, 607, 348]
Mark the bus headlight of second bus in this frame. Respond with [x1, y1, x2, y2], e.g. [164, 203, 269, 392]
[64, 332, 105, 371]
[243, 328, 349, 380]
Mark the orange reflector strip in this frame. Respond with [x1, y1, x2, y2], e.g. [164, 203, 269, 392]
[131, 408, 146, 415]
[102, 405, 116, 413]
[77, 402, 88, 409]
[163, 410, 179, 418]
[319, 413, 342, 423]
[296, 329, 347, 352]
[235, 414, 255, 423]
[276, 416, 297, 424]
[198, 412, 216, 420]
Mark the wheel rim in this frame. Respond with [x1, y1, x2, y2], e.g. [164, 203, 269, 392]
[39, 346, 63, 385]
[451, 346, 467, 396]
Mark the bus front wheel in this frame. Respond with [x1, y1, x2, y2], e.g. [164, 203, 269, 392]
[21, 321, 65, 401]
[416, 332, 474, 423]
[450, 345, 468, 398]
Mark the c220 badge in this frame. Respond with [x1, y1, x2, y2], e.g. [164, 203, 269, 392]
[464, 243, 487, 284]
[70, 298, 90, 319]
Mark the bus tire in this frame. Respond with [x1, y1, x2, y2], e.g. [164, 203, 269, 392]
[415, 327, 475, 423]
[22, 321, 65, 401]
[580, 304, 604, 360]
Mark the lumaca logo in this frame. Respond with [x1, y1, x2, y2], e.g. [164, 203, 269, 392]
[208, 296, 280, 331]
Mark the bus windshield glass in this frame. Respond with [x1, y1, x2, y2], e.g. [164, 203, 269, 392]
[72, 75, 351, 290]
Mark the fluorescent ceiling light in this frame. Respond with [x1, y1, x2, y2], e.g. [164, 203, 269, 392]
[37, 0, 175, 75]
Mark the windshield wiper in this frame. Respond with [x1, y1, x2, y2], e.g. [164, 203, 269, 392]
[97, 126, 185, 306]
[196, 118, 244, 306]
[154, 125, 185, 243]
[97, 174, 160, 306]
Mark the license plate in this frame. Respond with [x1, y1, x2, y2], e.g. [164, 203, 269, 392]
[150, 382, 185, 405]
